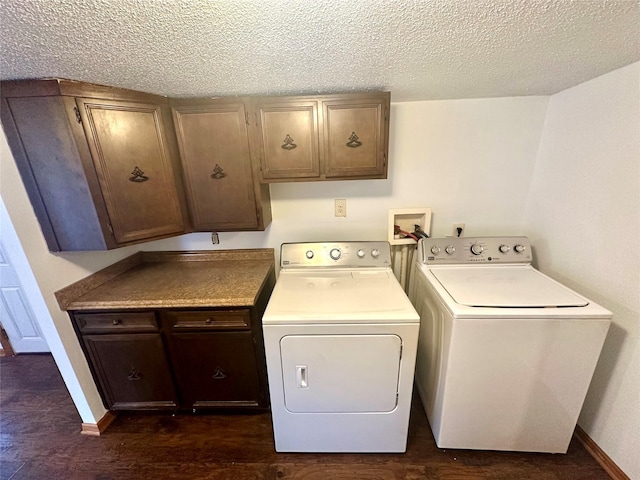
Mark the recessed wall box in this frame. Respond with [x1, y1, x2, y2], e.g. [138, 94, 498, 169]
[388, 208, 432, 245]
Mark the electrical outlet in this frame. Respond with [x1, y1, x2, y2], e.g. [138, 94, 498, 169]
[335, 199, 347, 217]
[453, 223, 465, 237]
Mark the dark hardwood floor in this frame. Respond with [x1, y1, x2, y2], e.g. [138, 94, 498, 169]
[0, 354, 609, 480]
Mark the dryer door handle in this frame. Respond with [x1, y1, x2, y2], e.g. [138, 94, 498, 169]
[296, 365, 308, 388]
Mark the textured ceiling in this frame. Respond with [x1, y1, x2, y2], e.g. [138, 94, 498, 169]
[1, 0, 638, 101]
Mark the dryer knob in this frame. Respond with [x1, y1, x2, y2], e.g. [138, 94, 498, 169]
[430, 246, 440, 255]
[371, 249, 380, 258]
[514, 244, 526, 253]
[305, 250, 314, 259]
[445, 245, 456, 255]
[499, 244, 511, 253]
[329, 248, 342, 260]
[470, 244, 484, 255]
[357, 249, 366, 258]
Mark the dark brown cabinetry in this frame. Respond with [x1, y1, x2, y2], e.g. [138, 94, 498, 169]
[0, 79, 188, 251]
[252, 92, 390, 182]
[170, 98, 271, 231]
[72, 307, 270, 411]
[75, 312, 178, 410]
[164, 309, 264, 409]
[253, 98, 321, 181]
[67, 260, 275, 412]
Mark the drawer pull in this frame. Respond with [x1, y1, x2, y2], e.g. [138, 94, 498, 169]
[127, 368, 141, 381]
[112, 318, 122, 325]
[205, 318, 213, 324]
[212, 367, 226, 380]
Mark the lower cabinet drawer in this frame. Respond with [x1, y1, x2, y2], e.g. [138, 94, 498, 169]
[83, 333, 178, 410]
[168, 331, 262, 409]
[76, 312, 158, 333]
[167, 310, 251, 330]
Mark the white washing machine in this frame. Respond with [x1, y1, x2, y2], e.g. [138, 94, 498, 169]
[407, 236, 611, 454]
[262, 241, 419, 452]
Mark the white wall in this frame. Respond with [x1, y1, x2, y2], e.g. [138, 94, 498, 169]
[523, 62, 640, 478]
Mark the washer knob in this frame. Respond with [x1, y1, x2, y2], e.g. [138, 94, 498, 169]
[499, 244, 511, 253]
[329, 248, 342, 260]
[357, 249, 366, 258]
[514, 244, 526, 253]
[470, 244, 484, 255]
[445, 245, 455, 255]
[430, 246, 440, 255]
[305, 250, 314, 259]
[371, 249, 380, 258]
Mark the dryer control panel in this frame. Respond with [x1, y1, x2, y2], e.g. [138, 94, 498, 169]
[281, 241, 392, 269]
[420, 236, 532, 265]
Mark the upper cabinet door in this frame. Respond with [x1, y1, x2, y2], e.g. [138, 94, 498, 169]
[76, 98, 185, 244]
[322, 93, 390, 179]
[171, 100, 270, 231]
[254, 99, 320, 180]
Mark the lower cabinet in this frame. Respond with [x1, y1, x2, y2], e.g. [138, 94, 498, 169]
[167, 331, 261, 409]
[71, 306, 270, 411]
[82, 333, 178, 410]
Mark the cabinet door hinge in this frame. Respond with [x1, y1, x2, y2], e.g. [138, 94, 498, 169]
[74, 106, 82, 123]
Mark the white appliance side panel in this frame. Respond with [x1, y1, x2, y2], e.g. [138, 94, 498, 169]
[409, 267, 447, 438]
[280, 334, 402, 413]
[438, 316, 609, 453]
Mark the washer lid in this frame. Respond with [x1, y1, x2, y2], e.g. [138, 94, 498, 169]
[430, 266, 589, 308]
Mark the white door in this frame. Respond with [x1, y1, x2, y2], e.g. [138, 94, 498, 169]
[280, 334, 402, 413]
[0, 239, 49, 353]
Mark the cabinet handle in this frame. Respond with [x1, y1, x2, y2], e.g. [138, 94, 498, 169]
[281, 134, 297, 150]
[129, 166, 150, 183]
[112, 318, 122, 325]
[346, 132, 363, 148]
[212, 366, 226, 380]
[210, 164, 226, 179]
[204, 318, 213, 324]
[127, 368, 141, 381]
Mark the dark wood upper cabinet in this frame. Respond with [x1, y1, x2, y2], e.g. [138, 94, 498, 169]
[322, 94, 388, 179]
[253, 98, 321, 180]
[2, 79, 388, 250]
[251, 92, 390, 182]
[1, 79, 188, 251]
[170, 99, 271, 231]
[75, 97, 185, 244]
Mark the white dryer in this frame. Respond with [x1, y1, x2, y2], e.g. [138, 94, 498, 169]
[407, 236, 611, 454]
[262, 241, 419, 452]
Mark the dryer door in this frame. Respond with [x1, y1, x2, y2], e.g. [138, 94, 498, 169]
[280, 334, 401, 413]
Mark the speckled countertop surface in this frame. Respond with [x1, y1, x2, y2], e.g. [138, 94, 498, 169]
[55, 249, 275, 311]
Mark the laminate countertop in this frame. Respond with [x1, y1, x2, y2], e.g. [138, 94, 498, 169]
[55, 249, 275, 311]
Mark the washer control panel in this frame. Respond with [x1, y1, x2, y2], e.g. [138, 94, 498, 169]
[281, 241, 392, 268]
[420, 236, 532, 264]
